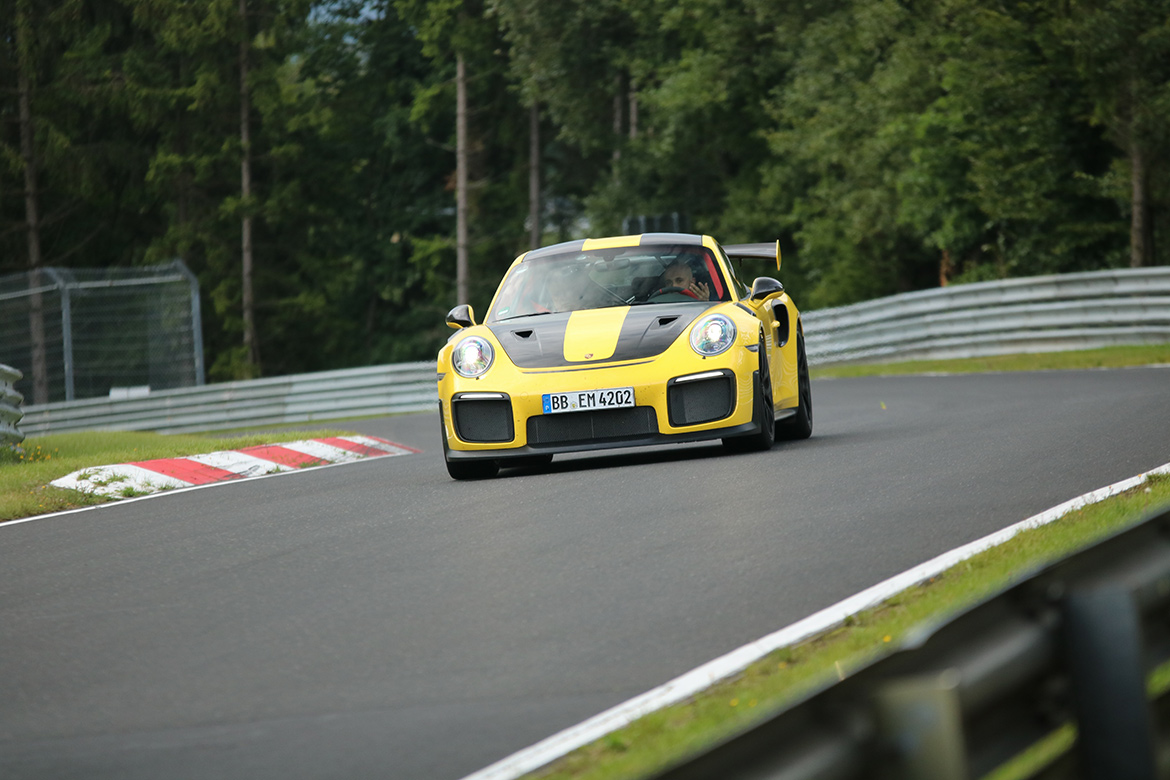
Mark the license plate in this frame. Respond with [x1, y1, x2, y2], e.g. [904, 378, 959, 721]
[542, 387, 635, 414]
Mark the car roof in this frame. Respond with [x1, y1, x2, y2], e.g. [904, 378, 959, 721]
[523, 233, 710, 261]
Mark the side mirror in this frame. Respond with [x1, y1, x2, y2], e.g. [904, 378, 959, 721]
[446, 304, 476, 329]
[749, 277, 784, 301]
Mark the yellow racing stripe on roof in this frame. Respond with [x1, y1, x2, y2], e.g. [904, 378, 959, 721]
[581, 235, 642, 250]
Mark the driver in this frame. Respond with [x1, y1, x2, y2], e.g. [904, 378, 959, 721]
[659, 262, 710, 301]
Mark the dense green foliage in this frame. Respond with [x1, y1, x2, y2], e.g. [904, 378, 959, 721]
[2, 0, 1168, 379]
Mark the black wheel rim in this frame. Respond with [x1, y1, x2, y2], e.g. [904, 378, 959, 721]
[799, 338, 812, 425]
[761, 341, 774, 431]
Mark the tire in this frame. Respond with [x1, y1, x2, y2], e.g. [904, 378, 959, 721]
[440, 409, 500, 480]
[723, 335, 775, 453]
[445, 457, 499, 480]
[776, 330, 813, 441]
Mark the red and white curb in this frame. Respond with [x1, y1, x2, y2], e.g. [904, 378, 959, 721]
[50, 435, 419, 498]
[461, 459, 1170, 780]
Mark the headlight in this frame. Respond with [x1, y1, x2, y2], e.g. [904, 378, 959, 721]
[689, 314, 736, 356]
[452, 336, 495, 378]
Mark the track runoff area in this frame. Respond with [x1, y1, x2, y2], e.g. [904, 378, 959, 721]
[461, 459, 1170, 780]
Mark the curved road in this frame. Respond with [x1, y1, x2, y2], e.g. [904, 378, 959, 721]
[2, 368, 1169, 779]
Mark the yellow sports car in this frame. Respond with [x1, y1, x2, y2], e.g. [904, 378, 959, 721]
[436, 233, 812, 479]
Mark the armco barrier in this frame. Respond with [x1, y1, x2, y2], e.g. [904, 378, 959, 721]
[1, 363, 24, 445]
[803, 267, 1170, 365]
[654, 504, 1170, 780]
[18, 268, 1170, 436]
[19, 362, 436, 437]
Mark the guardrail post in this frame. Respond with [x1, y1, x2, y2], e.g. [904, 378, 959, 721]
[1063, 585, 1157, 780]
[173, 259, 205, 385]
[44, 268, 75, 401]
[873, 669, 968, 780]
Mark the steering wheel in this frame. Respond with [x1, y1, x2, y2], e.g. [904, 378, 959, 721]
[648, 286, 699, 301]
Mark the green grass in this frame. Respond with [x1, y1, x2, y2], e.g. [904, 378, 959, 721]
[0, 428, 355, 521]
[810, 344, 1170, 380]
[527, 474, 1170, 780]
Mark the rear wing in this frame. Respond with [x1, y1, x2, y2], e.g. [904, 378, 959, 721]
[723, 241, 781, 272]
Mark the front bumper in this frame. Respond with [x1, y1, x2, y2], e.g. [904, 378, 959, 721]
[439, 344, 761, 459]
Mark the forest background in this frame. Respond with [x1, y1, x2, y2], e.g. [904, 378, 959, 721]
[3, 0, 1168, 383]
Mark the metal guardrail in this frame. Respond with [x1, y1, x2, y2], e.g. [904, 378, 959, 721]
[653, 504, 1170, 780]
[19, 362, 437, 437]
[18, 267, 1170, 436]
[803, 267, 1170, 364]
[1, 364, 25, 445]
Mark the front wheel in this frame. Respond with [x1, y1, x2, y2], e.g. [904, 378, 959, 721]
[441, 411, 500, 480]
[776, 331, 813, 441]
[723, 335, 775, 453]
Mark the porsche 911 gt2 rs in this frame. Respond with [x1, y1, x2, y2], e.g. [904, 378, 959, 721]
[436, 233, 812, 479]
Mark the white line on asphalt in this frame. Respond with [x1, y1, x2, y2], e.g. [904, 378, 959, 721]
[460, 459, 1170, 780]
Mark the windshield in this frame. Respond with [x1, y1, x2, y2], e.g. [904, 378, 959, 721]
[488, 243, 730, 322]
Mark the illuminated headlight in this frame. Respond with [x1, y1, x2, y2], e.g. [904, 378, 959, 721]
[689, 314, 736, 357]
[452, 336, 495, 378]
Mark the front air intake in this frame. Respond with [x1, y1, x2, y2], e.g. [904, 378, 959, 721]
[527, 407, 657, 447]
[452, 397, 514, 443]
[667, 372, 735, 427]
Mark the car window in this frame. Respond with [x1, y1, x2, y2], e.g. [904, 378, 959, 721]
[488, 244, 732, 322]
[716, 245, 750, 300]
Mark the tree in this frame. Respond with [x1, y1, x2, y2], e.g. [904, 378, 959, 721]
[2, 0, 158, 400]
[1056, 0, 1170, 267]
[12, 0, 48, 403]
[898, 0, 1124, 283]
[125, 0, 312, 379]
[394, 0, 533, 314]
[239, 0, 259, 367]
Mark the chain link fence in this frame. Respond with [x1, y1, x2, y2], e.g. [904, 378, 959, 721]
[0, 261, 204, 405]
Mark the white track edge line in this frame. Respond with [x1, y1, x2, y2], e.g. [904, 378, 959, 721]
[0, 448, 416, 528]
[460, 459, 1170, 780]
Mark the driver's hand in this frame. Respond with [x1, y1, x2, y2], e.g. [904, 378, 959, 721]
[689, 280, 710, 300]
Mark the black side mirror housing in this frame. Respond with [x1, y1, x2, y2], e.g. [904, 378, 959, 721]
[750, 277, 784, 301]
[446, 304, 476, 329]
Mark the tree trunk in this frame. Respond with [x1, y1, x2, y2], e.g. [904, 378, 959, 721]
[239, 0, 259, 371]
[529, 104, 540, 250]
[629, 82, 638, 140]
[612, 74, 623, 168]
[177, 57, 191, 267]
[456, 54, 469, 305]
[16, 0, 49, 404]
[1130, 139, 1153, 268]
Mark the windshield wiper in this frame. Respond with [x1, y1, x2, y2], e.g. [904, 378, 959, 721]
[496, 311, 556, 321]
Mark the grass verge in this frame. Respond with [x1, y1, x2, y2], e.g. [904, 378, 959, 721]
[0, 428, 355, 522]
[527, 472, 1170, 780]
[810, 344, 1170, 380]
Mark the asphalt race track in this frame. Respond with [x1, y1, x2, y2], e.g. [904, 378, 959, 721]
[3, 368, 1169, 779]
